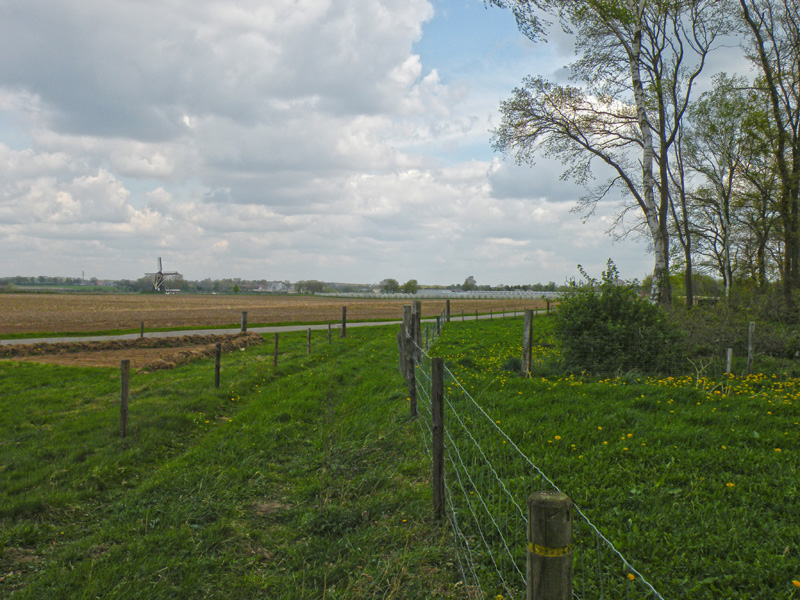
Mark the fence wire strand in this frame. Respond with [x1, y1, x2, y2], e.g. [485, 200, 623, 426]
[407, 314, 665, 600]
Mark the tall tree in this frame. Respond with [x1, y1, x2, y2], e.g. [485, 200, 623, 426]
[682, 74, 753, 298]
[739, 0, 800, 307]
[490, 0, 732, 305]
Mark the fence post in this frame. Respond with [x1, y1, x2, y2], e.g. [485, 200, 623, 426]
[527, 490, 573, 600]
[140, 321, 144, 338]
[241, 311, 248, 333]
[522, 309, 533, 377]
[446, 299, 451, 323]
[214, 342, 221, 389]
[412, 301, 422, 353]
[307, 328, 312, 354]
[431, 357, 445, 520]
[328, 322, 332, 343]
[401, 306, 417, 418]
[273, 333, 279, 367]
[341, 306, 347, 337]
[120, 359, 130, 438]
[747, 322, 755, 375]
[726, 348, 733, 375]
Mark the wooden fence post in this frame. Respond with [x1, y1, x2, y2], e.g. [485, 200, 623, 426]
[120, 359, 130, 438]
[431, 357, 445, 519]
[522, 309, 533, 377]
[747, 322, 755, 375]
[446, 299, 451, 323]
[341, 306, 347, 337]
[527, 490, 573, 600]
[412, 301, 422, 354]
[214, 342, 221, 389]
[400, 306, 417, 417]
[328, 322, 332, 343]
[307, 328, 312, 354]
[273, 333, 279, 367]
[241, 311, 248, 333]
[140, 321, 144, 338]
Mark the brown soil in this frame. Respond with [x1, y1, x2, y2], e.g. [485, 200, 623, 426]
[0, 293, 546, 369]
[0, 293, 545, 334]
[1, 333, 265, 370]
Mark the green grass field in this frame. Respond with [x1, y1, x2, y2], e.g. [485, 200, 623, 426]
[431, 316, 800, 599]
[0, 327, 467, 599]
[5, 314, 800, 599]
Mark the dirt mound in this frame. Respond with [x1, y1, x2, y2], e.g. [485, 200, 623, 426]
[1, 332, 265, 370]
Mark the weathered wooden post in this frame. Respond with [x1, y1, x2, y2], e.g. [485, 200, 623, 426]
[446, 299, 451, 323]
[401, 306, 417, 418]
[140, 321, 144, 338]
[425, 325, 429, 350]
[747, 322, 755, 375]
[527, 490, 573, 600]
[328, 322, 332, 343]
[273, 333, 279, 367]
[522, 309, 534, 377]
[120, 359, 130, 438]
[490, 309, 493, 320]
[307, 328, 312, 355]
[431, 357, 445, 519]
[412, 300, 422, 351]
[726, 348, 733, 375]
[241, 311, 248, 333]
[214, 342, 221, 389]
[475, 309, 478, 321]
[341, 306, 347, 338]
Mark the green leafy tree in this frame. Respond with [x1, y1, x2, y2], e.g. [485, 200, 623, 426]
[380, 278, 401, 294]
[462, 276, 477, 291]
[554, 260, 685, 374]
[400, 279, 419, 294]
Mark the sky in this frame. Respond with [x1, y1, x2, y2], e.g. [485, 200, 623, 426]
[0, 0, 741, 286]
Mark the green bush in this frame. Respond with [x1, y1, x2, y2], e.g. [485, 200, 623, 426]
[554, 260, 685, 374]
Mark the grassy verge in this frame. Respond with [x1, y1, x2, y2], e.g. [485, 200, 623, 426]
[431, 316, 800, 599]
[1, 327, 467, 599]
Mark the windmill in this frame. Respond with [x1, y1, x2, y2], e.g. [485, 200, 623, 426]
[145, 257, 179, 292]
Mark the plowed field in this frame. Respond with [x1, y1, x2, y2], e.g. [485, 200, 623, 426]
[0, 293, 546, 369]
[0, 293, 546, 335]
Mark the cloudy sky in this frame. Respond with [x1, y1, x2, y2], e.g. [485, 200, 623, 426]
[1, 0, 706, 286]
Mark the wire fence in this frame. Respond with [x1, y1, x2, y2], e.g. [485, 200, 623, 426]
[408, 319, 665, 599]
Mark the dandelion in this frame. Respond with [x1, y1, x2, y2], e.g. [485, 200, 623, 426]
[627, 433, 633, 438]
[598, 426, 603, 430]
[793, 580, 800, 588]
[775, 448, 782, 452]
[627, 573, 635, 581]
[555, 435, 561, 441]
[726, 482, 735, 488]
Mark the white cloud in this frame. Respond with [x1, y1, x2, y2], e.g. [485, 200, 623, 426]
[0, 0, 659, 284]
